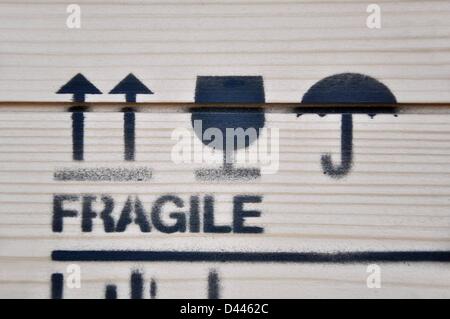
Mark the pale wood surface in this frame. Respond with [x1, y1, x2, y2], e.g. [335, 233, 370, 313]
[0, 110, 449, 298]
[1, 0, 449, 299]
[0, 0, 449, 102]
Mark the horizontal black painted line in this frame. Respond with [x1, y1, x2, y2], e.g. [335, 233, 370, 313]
[52, 250, 450, 263]
[54, 167, 152, 182]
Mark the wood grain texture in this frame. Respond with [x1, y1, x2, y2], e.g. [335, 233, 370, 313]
[0, 0, 449, 102]
[1, 0, 449, 299]
[0, 109, 449, 298]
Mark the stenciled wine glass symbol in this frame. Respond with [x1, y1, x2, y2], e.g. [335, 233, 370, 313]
[191, 76, 266, 181]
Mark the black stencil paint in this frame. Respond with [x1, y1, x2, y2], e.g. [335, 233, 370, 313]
[69, 107, 86, 161]
[195, 161, 261, 181]
[57, 74, 100, 161]
[296, 106, 396, 116]
[52, 250, 450, 263]
[105, 285, 117, 299]
[53, 194, 116, 233]
[208, 270, 220, 299]
[53, 194, 78, 232]
[203, 195, 232, 233]
[54, 167, 152, 182]
[321, 114, 353, 178]
[191, 76, 266, 181]
[122, 108, 136, 161]
[100, 195, 115, 233]
[301, 73, 397, 179]
[52, 193, 264, 234]
[51, 273, 64, 299]
[116, 196, 151, 232]
[109, 73, 153, 103]
[301, 73, 397, 104]
[130, 271, 144, 299]
[81, 195, 115, 232]
[151, 195, 186, 234]
[195, 76, 265, 104]
[233, 195, 263, 234]
[81, 195, 97, 232]
[191, 108, 265, 153]
[189, 196, 200, 233]
[57, 73, 102, 103]
[150, 279, 157, 299]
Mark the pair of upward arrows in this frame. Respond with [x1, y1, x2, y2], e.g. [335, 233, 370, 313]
[57, 73, 153, 103]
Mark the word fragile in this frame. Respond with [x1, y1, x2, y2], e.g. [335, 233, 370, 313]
[52, 194, 263, 234]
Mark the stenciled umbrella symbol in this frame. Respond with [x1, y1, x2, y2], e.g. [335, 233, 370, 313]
[298, 73, 397, 179]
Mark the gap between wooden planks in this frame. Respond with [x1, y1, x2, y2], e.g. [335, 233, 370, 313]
[0, 102, 449, 112]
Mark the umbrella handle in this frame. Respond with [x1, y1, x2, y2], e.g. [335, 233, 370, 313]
[321, 114, 353, 178]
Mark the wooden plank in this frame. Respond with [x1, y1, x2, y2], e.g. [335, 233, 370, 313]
[0, 109, 449, 298]
[0, 0, 449, 102]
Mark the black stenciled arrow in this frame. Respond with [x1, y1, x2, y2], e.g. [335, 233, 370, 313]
[110, 74, 153, 161]
[56, 73, 102, 103]
[57, 74, 102, 161]
[109, 73, 153, 103]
